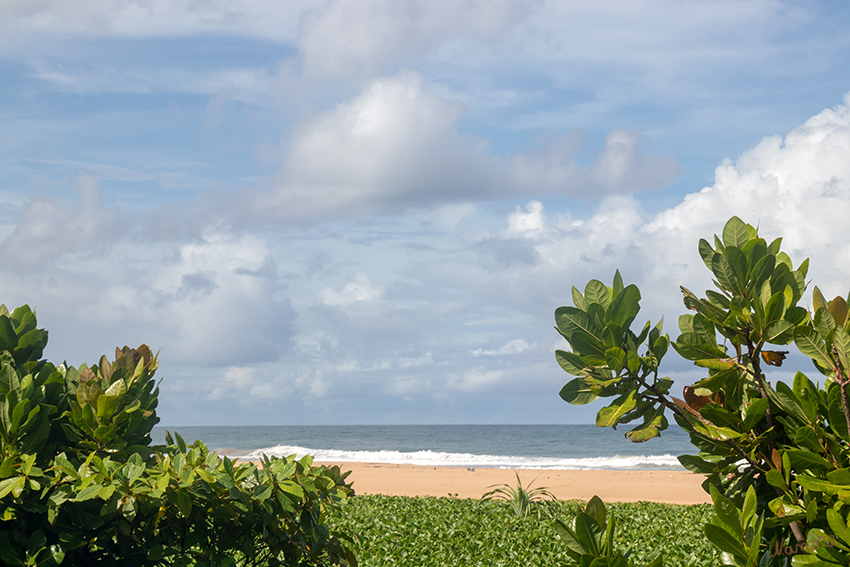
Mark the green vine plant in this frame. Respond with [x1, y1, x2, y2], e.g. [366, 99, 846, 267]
[555, 217, 850, 566]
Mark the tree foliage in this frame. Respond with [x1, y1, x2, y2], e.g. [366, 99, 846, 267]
[0, 304, 356, 566]
[556, 217, 850, 565]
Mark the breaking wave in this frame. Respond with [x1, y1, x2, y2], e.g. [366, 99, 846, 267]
[220, 445, 684, 470]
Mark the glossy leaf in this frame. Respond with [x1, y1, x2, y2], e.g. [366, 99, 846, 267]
[560, 378, 599, 405]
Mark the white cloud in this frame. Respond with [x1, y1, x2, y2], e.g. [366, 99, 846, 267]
[0, 0, 319, 43]
[472, 339, 535, 356]
[297, 0, 528, 80]
[241, 72, 680, 222]
[317, 273, 384, 306]
[447, 368, 504, 393]
[512, 130, 681, 197]
[505, 201, 546, 237]
[0, 172, 127, 270]
[252, 71, 508, 220]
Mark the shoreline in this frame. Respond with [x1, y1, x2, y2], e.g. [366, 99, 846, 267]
[311, 462, 709, 505]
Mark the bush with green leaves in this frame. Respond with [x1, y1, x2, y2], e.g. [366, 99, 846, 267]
[0, 304, 356, 566]
[555, 217, 850, 565]
[555, 496, 662, 567]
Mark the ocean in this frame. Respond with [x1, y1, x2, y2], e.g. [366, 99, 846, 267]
[150, 424, 693, 471]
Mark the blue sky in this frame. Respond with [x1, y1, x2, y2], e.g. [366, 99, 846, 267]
[1, 0, 850, 426]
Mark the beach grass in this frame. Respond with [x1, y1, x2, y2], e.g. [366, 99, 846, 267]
[328, 494, 719, 566]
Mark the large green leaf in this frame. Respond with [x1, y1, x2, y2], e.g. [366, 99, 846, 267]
[572, 286, 588, 311]
[556, 350, 587, 376]
[698, 238, 715, 268]
[556, 307, 603, 342]
[704, 524, 747, 560]
[794, 425, 822, 453]
[612, 270, 624, 299]
[595, 390, 637, 427]
[722, 216, 750, 248]
[796, 474, 842, 495]
[554, 519, 586, 557]
[827, 385, 850, 442]
[785, 449, 832, 472]
[584, 495, 607, 528]
[693, 421, 742, 441]
[570, 333, 607, 359]
[827, 508, 850, 547]
[833, 326, 850, 374]
[0, 317, 17, 359]
[763, 320, 794, 344]
[678, 454, 718, 474]
[712, 253, 738, 295]
[794, 326, 833, 370]
[584, 280, 612, 310]
[573, 512, 602, 556]
[725, 246, 749, 295]
[560, 378, 599, 405]
[672, 336, 727, 361]
[0, 363, 20, 396]
[625, 410, 668, 443]
[607, 285, 641, 329]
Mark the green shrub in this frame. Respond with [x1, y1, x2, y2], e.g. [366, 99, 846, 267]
[556, 217, 850, 565]
[0, 305, 355, 566]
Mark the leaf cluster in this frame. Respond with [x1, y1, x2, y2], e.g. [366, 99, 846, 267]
[0, 305, 356, 566]
[554, 217, 850, 565]
[556, 271, 671, 442]
[554, 495, 662, 567]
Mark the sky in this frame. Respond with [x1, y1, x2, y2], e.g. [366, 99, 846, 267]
[1, 1, 850, 426]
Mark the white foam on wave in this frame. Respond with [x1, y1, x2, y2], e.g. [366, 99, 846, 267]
[225, 445, 684, 470]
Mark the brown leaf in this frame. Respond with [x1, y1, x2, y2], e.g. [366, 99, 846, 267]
[761, 350, 789, 367]
[684, 385, 711, 411]
[672, 396, 703, 419]
[80, 367, 97, 383]
[771, 448, 782, 472]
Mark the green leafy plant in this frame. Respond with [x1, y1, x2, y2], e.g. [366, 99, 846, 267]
[555, 495, 662, 567]
[555, 217, 850, 565]
[328, 494, 717, 567]
[481, 471, 554, 518]
[0, 304, 356, 566]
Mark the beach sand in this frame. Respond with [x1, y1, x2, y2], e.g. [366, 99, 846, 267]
[315, 462, 710, 505]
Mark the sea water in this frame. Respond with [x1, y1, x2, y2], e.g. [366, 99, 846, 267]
[151, 424, 693, 470]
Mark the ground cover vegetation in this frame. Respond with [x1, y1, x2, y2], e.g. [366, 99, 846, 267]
[0, 304, 356, 566]
[557, 217, 850, 565]
[327, 493, 718, 567]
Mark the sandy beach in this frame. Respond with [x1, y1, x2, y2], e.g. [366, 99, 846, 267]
[315, 462, 710, 505]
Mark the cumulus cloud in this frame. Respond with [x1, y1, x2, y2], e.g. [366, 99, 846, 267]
[317, 273, 384, 306]
[472, 339, 535, 356]
[467, 93, 850, 324]
[238, 72, 680, 223]
[0, 172, 127, 270]
[246, 71, 508, 221]
[512, 130, 681, 197]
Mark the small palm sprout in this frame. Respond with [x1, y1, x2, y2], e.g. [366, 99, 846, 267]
[481, 471, 555, 518]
